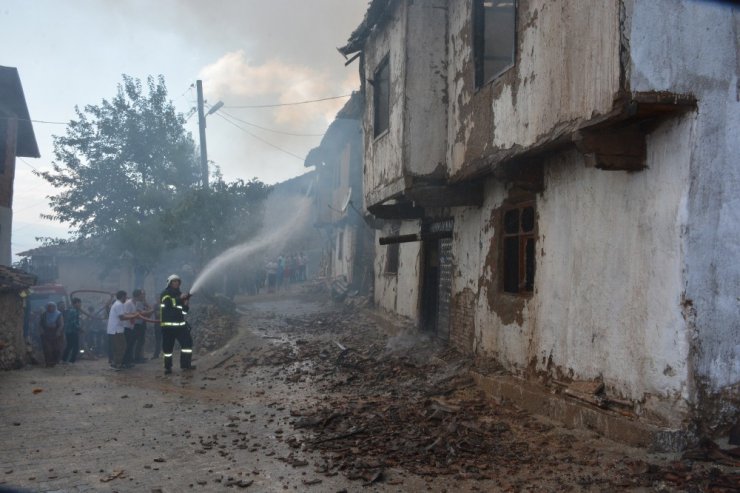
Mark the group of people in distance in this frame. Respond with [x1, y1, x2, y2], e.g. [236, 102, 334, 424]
[37, 274, 194, 375]
[264, 252, 307, 293]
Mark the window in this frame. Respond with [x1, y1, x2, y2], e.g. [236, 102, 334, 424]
[502, 203, 535, 294]
[337, 231, 344, 260]
[474, 0, 516, 87]
[372, 56, 390, 137]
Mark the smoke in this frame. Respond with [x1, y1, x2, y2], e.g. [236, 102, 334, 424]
[190, 193, 313, 294]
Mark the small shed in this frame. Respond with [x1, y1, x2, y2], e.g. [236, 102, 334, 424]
[0, 265, 36, 369]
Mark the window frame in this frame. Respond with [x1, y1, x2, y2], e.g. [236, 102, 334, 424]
[372, 54, 391, 138]
[473, 0, 518, 88]
[501, 201, 536, 295]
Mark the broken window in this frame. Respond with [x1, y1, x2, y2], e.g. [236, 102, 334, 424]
[474, 0, 517, 87]
[372, 56, 390, 137]
[502, 203, 535, 294]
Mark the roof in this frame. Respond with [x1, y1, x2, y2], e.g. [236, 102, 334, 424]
[304, 92, 363, 168]
[16, 239, 88, 258]
[338, 0, 393, 57]
[0, 265, 36, 293]
[0, 66, 40, 158]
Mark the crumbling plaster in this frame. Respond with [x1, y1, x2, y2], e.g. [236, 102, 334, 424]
[450, 114, 696, 426]
[627, 0, 740, 426]
[362, 1, 407, 207]
[446, 0, 621, 178]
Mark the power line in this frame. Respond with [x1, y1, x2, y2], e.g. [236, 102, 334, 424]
[223, 94, 351, 109]
[205, 103, 324, 137]
[215, 112, 305, 162]
[18, 157, 41, 173]
[0, 116, 67, 125]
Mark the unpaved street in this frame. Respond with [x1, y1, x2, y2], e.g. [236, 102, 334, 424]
[1, 290, 737, 492]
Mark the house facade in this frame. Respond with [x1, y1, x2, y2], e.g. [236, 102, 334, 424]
[341, 0, 739, 438]
[306, 93, 374, 293]
[0, 66, 40, 266]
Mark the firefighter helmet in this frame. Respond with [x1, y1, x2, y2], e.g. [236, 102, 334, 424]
[167, 274, 181, 284]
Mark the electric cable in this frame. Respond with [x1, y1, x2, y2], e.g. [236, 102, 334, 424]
[223, 94, 351, 109]
[214, 112, 305, 162]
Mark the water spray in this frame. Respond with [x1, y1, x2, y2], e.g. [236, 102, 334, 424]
[189, 193, 313, 295]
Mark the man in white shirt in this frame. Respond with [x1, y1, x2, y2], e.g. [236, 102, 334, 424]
[107, 290, 139, 370]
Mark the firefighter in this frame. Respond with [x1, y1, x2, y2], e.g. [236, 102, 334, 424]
[159, 274, 195, 375]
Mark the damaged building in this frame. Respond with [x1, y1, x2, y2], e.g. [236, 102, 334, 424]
[339, 0, 739, 445]
[305, 93, 374, 295]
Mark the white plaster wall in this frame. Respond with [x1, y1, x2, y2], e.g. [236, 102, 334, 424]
[363, 2, 407, 207]
[374, 220, 421, 321]
[332, 225, 355, 283]
[0, 206, 10, 266]
[451, 116, 695, 424]
[446, 0, 621, 175]
[628, 0, 740, 393]
[535, 119, 693, 409]
[404, 0, 448, 177]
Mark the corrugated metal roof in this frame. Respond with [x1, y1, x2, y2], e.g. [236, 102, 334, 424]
[0, 66, 40, 158]
[0, 265, 36, 293]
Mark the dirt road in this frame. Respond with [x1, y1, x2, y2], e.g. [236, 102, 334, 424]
[0, 289, 737, 492]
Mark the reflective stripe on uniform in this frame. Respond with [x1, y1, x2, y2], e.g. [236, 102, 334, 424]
[163, 353, 173, 358]
[181, 349, 193, 353]
[161, 321, 186, 327]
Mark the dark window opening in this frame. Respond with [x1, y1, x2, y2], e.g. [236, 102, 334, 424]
[503, 203, 535, 294]
[385, 223, 400, 274]
[372, 56, 390, 137]
[337, 231, 344, 260]
[474, 0, 517, 87]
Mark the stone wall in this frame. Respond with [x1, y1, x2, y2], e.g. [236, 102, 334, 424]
[0, 292, 26, 370]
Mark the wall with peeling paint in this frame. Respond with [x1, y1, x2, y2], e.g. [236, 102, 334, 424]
[363, 1, 407, 207]
[446, 0, 622, 179]
[451, 115, 695, 427]
[363, 0, 449, 207]
[626, 0, 740, 426]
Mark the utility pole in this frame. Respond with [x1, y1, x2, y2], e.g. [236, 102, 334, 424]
[196, 80, 208, 189]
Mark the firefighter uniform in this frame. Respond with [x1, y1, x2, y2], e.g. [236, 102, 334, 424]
[160, 274, 194, 373]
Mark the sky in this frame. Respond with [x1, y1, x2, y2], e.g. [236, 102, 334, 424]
[1, 0, 367, 260]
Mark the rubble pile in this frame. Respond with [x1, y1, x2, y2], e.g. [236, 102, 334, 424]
[236, 305, 740, 490]
[188, 295, 238, 354]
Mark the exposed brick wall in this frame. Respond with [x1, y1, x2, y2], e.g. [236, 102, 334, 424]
[449, 287, 476, 354]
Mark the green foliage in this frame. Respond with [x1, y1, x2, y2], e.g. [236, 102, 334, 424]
[38, 74, 269, 279]
[164, 178, 271, 265]
[40, 75, 199, 239]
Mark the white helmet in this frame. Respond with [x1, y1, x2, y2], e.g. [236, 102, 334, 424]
[167, 274, 181, 284]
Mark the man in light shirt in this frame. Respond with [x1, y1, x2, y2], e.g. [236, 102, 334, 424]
[107, 291, 139, 370]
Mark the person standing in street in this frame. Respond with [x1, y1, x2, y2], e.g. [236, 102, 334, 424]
[131, 289, 153, 363]
[40, 302, 63, 367]
[61, 297, 83, 363]
[121, 293, 138, 368]
[107, 291, 139, 370]
[160, 274, 195, 375]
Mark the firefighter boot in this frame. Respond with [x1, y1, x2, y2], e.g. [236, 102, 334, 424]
[181, 348, 195, 370]
[163, 352, 173, 375]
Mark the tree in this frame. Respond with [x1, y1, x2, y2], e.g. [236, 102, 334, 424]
[39, 75, 269, 286]
[41, 75, 200, 239]
[164, 177, 271, 267]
